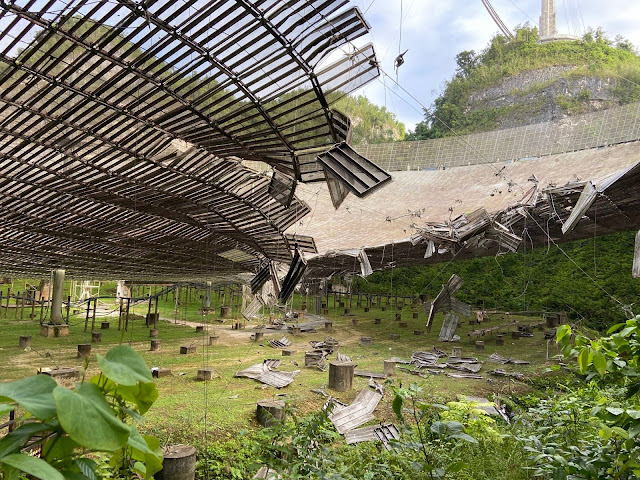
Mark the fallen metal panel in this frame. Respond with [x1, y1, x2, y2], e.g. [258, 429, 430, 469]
[447, 363, 482, 373]
[337, 353, 353, 362]
[329, 389, 383, 434]
[410, 351, 439, 367]
[634, 230, 640, 279]
[317, 142, 392, 198]
[438, 313, 460, 342]
[354, 370, 387, 379]
[374, 424, 401, 450]
[269, 337, 292, 349]
[344, 425, 379, 444]
[562, 181, 597, 234]
[263, 359, 282, 370]
[489, 369, 525, 379]
[445, 372, 483, 379]
[255, 370, 300, 389]
[358, 249, 373, 277]
[447, 357, 479, 364]
[487, 353, 529, 364]
[427, 274, 464, 331]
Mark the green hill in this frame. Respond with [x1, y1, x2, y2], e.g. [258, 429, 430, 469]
[408, 26, 640, 139]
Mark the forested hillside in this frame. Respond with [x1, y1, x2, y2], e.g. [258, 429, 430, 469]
[353, 230, 640, 329]
[408, 26, 640, 139]
[335, 94, 405, 144]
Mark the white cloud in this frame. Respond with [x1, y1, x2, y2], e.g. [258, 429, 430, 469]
[348, 0, 640, 131]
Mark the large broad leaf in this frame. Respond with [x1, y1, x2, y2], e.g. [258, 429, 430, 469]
[0, 403, 14, 417]
[592, 351, 607, 376]
[128, 426, 163, 479]
[0, 453, 65, 480]
[89, 376, 157, 415]
[0, 375, 58, 419]
[97, 345, 152, 386]
[0, 422, 53, 458]
[53, 383, 130, 451]
[578, 348, 590, 374]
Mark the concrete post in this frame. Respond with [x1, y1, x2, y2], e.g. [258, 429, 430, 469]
[50, 269, 65, 324]
[204, 281, 212, 309]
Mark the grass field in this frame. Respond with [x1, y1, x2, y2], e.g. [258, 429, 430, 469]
[0, 285, 563, 446]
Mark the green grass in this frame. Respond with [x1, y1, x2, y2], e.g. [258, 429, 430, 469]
[0, 291, 563, 445]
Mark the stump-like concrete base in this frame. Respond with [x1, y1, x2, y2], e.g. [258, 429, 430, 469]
[208, 335, 219, 345]
[475, 341, 485, 351]
[91, 332, 102, 343]
[512, 331, 521, 340]
[360, 336, 374, 345]
[351, 319, 359, 326]
[19, 335, 31, 349]
[324, 321, 333, 331]
[220, 306, 232, 318]
[39, 367, 80, 379]
[452, 347, 462, 357]
[399, 322, 408, 328]
[291, 327, 301, 336]
[150, 328, 159, 338]
[383, 360, 396, 376]
[282, 349, 296, 356]
[77, 344, 91, 358]
[195, 325, 206, 334]
[101, 322, 110, 330]
[197, 368, 217, 381]
[389, 334, 400, 340]
[374, 318, 381, 325]
[256, 400, 286, 427]
[413, 312, 419, 319]
[180, 345, 196, 355]
[253, 331, 264, 341]
[496, 335, 505, 346]
[152, 368, 172, 378]
[328, 361, 355, 392]
[414, 330, 424, 336]
[150, 339, 162, 351]
[156, 444, 197, 480]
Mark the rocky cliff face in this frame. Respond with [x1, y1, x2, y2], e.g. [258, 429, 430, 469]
[466, 66, 619, 129]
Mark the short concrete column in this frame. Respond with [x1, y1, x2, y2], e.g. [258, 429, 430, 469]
[328, 361, 354, 392]
[50, 269, 65, 324]
[156, 445, 196, 480]
[77, 344, 91, 358]
[19, 336, 31, 348]
[150, 339, 162, 351]
[383, 360, 396, 376]
[256, 400, 286, 427]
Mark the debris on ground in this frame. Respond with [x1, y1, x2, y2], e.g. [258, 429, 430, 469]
[487, 353, 530, 365]
[235, 362, 299, 388]
[489, 369, 525, 379]
[328, 388, 383, 434]
[269, 337, 292, 348]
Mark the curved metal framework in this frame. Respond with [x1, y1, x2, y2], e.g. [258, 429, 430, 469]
[0, 0, 380, 279]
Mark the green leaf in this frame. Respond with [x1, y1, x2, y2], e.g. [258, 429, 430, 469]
[592, 351, 607, 376]
[128, 429, 163, 480]
[606, 407, 624, 416]
[53, 383, 130, 451]
[449, 432, 478, 444]
[0, 403, 14, 417]
[0, 453, 65, 480]
[619, 326, 636, 337]
[446, 461, 467, 473]
[556, 325, 571, 343]
[115, 382, 158, 415]
[392, 394, 404, 423]
[607, 323, 625, 334]
[42, 436, 78, 464]
[97, 345, 152, 386]
[0, 375, 57, 419]
[75, 458, 98, 480]
[578, 348, 590, 374]
[0, 422, 53, 458]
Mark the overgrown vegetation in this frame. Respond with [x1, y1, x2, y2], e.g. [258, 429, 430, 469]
[353, 230, 640, 330]
[408, 26, 640, 139]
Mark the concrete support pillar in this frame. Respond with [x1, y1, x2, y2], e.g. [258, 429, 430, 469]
[50, 269, 65, 324]
[204, 281, 212, 309]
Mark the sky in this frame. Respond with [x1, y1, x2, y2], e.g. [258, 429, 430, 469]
[343, 0, 640, 132]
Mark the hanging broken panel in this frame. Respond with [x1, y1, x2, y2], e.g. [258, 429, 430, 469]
[251, 263, 271, 294]
[242, 296, 264, 322]
[285, 234, 318, 254]
[268, 170, 297, 208]
[278, 250, 307, 302]
[324, 168, 351, 209]
[316, 142, 392, 198]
